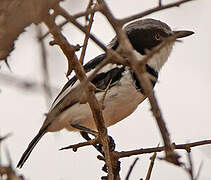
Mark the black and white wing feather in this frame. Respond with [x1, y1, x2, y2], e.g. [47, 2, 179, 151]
[50, 54, 126, 113]
[52, 54, 106, 106]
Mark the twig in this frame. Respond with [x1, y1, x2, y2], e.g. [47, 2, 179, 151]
[55, 6, 107, 52]
[97, 0, 179, 165]
[74, 7, 98, 20]
[100, 79, 112, 109]
[54, 6, 131, 67]
[41, 0, 196, 178]
[4, 58, 11, 71]
[0, 140, 24, 180]
[0, 133, 12, 166]
[130, 43, 179, 164]
[145, 152, 157, 180]
[115, 140, 211, 159]
[40, 7, 98, 40]
[125, 158, 139, 180]
[84, 0, 94, 22]
[132, 35, 185, 165]
[60, 138, 98, 151]
[0, 72, 58, 93]
[5, 146, 13, 168]
[37, 26, 52, 106]
[79, 6, 95, 65]
[73, 10, 92, 19]
[187, 152, 194, 180]
[194, 161, 203, 180]
[120, 0, 195, 25]
[173, 140, 211, 152]
[44, 10, 115, 180]
[158, 0, 162, 7]
[0, 133, 11, 143]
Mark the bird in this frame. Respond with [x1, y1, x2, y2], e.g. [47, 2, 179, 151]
[17, 18, 194, 168]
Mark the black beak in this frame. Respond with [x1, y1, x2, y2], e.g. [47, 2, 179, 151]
[173, 30, 194, 39]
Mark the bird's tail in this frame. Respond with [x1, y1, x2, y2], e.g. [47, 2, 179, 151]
[17, 125, 49, 168]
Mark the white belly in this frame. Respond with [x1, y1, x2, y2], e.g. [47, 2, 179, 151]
[48, 69, 145, 132]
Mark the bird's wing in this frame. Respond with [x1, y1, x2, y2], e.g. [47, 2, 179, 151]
[91, 65, 125, 91]
[51, 54, 106, 109]
[49, 56, 126, 116]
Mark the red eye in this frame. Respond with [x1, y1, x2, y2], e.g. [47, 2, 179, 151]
[155, 33, 162, 41]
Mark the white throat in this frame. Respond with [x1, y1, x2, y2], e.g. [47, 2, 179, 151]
[133, 43, 174, 72]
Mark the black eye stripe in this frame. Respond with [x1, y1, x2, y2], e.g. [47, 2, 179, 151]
[125, 28, 171, 55]
[110, 27, 171, 55]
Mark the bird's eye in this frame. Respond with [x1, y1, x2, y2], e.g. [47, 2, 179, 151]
[154, 33, 162, 41]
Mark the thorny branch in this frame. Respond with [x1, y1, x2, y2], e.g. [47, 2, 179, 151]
[0, 73, 54, 93]
[114, 140, 211, 159]
[120, 0, 195, 25]
[1, 0, 201, 179]
[37, 26, 52, 106]
[0, 134, 24, 180]
[45, 0, 197, 178]
[54, 5, 107, 52]
[41, 4, 99, 40]
[79, 5, 95, 65]
[145, 152, 157, 180]
[62, 139, 211, 160]
[125, 158, 139, 180]
[43, 9, 115, 180]
[60, 138, 99, 151]
[0, 134, 11, 143]
[194, 161, 203, 180]
[96, 0, 179, 165]
[186, 152, 194, 180]
[100, 79, 112, 109]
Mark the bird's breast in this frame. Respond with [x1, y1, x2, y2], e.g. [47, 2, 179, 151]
[101, 69, 145, 127]
[48, 69, 145, 132]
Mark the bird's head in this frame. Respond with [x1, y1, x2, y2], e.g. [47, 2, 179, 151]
[108, 18, 194, 71]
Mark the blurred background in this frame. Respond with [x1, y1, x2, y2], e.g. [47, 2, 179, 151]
[1, 0, 211, 179]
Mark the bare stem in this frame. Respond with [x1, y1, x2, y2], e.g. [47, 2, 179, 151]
[79, 7, 95, 65]
[125, 158, 139, 180]
[145, 152, 157, 180]
[120, 0, 195, 25]
[44, 10, 114, 180]
[115, 140, 211, 159]
[37, 26, 52, 106]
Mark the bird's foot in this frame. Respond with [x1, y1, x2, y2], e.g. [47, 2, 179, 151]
[60, 123, 116, 155]
[71, 123, 116, 154]
[81, 131, 116, 155]
[59, 123, 99, 151]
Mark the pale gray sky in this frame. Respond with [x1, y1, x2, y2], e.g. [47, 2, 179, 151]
[1, 0, 211, 179]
